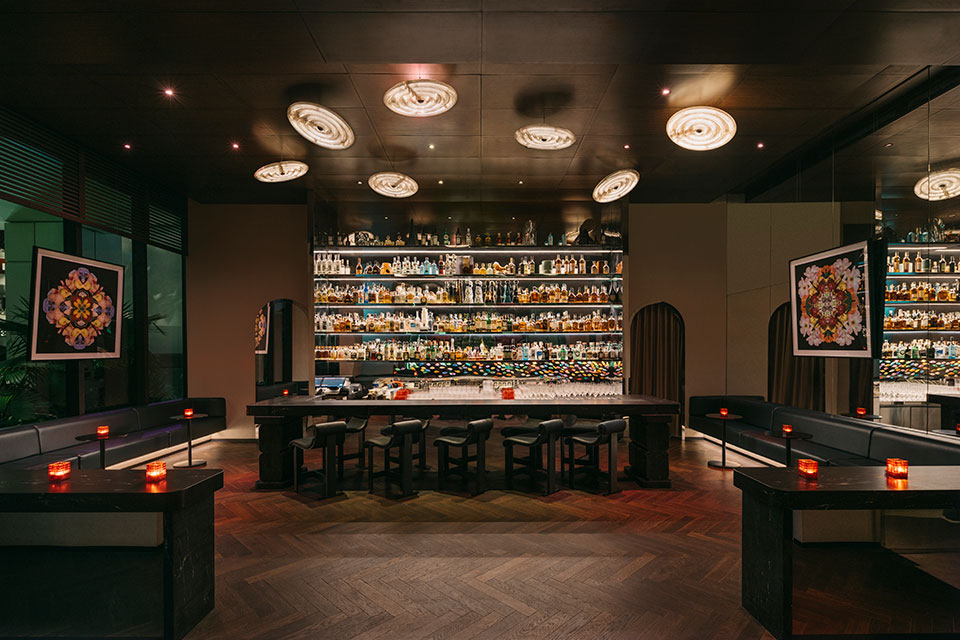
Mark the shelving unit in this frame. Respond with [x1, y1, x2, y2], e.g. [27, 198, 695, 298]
[313, 243, 625, 385]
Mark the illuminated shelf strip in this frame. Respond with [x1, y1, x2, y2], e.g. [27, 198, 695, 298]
[889, 243, 960, 251]
[314, 247, 623, 256]
[315, 331, 621, 336]
[314, 274, 622, 281]
[315, 303, 623, 309]
[884, 301, 960, 305]
[883, 329, 960, 333]
[885, 273, 960, 278]
[315, 358, 622, 363]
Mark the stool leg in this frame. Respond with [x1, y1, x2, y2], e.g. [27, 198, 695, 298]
[505, 444, 514, 490]
[545, 434, 557, 496]
[567, 440, 575, 489]
[475, 441, 486, 496]
[418, 429, 427, 470]
[367, 446, 374, 493]
[400, 434, 414, 497]
[607, 436, 619, 495]
[293, 447, 301, 493]
[384, 447, 391, 490]
[528, 445, 538, 488]
[324, 437, 338, 498]
[337, 441, 345, 479]
[358, 430, 366, 469]
[437, 443, 447, 490]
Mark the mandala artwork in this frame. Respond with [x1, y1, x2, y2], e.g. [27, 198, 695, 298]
[797, 257, 862, 347]
[41, 267, 116, 351]
[254, 308, 267, 349]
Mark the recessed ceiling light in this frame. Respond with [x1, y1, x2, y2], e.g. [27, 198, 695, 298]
[518, 180, 523, 185]
[623, 144, 630, 149]
[123, 143, 131, 150]
[163, 88, 174, 97]
[661, 88, 670, 96]
[383, 79, 458, 117]
[448, 216, 452, 220]
[756, 142, 765, 149]
[593, 169, 640, 203]
[438, 180, 444, 184]
[369, 171, 418, 198]
[428, 144, 435, 149]
[357, 180, 363, 185]
[287, 102, 355, 150]
[254, 160, 309, 183]
[514, 124, 576, 150]
[666, 106, 736, 151]
[915, 169, 960, 201]
[884, 142, 894, 148]
[231, 142, 240, 150]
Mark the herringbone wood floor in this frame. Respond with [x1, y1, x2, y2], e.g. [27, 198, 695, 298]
[161, 426, 958, 640]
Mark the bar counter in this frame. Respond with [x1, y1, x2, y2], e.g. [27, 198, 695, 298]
[248, 394, 679, 489]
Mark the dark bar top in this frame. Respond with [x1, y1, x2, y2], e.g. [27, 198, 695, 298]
[0, 469, 223, 513]
[247, 394, 679, 418]
[733, 466, 960, 510]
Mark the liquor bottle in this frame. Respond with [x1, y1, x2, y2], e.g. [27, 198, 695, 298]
[443, 231, 450, 246]
[922, 253, 931, 273]
[915, 252, 923, 273]
[579, 255, 586, 275]
[465, 228, 472, 246]
[454, 227, 461, 245]
[546, 232, 554, 246]
[497, 232, 503, 246]
[485, 232, 493, 246]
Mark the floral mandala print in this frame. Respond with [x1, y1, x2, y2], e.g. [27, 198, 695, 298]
[797, 257, 863, 347]
[41, 267, 116, 350]
[254, 308, 267, 348]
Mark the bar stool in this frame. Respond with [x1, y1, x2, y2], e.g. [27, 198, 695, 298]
[336, 416, 368, 476]
[563, 418, 626, 495]
[434, 418, 494, 495]
[392, 415, 431, 469]
[503, 418, 564, 495]
[365, 419, 423, 497]
[291, 420, 347, 498]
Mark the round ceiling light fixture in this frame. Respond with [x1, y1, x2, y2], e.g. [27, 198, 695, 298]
[383, 79, 458, 117]
[254, 160, 309, 183]
[914, 169, 960, 201]
[514, 124, 576, 150]
[369, 171, 418, 198]
[666, 106, 736, 151]
[592, 169, 640, 203]
[287, 102, 355, 150]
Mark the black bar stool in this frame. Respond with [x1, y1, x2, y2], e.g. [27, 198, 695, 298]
[291, 420, 347, 498]
[365, 419, 423, 497]
[563, 418, 626, 495]
[390, 415, 432, 469]
[503, 418, 564, 495]
[434, 418, 494, 495]
[336, 416, 368, 476]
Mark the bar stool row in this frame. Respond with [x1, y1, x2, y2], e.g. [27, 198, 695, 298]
[291, 416, 626, 499]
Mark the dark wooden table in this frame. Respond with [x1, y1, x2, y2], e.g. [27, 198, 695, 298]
[763, 430, 813, 467]
[0, 469, 223, 640]
[75, 431, 129, 469]
[705, 412, 742, 470]
[734, 466, 960, 640]
[247, 394, 679, 490]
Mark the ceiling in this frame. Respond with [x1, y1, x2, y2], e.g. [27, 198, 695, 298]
[3, 2, 960, 217]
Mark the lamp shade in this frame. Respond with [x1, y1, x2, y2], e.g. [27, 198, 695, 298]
[592, 169, 640, 203]
[368, 172, 418, 198]
[914, 169, 960, 201]
[514, 124, 576, 150]
[287, 102, 355, 150]
[254, 161, 308, 183]
[666, 106, 736, 151]
[383, 79, 457, 117]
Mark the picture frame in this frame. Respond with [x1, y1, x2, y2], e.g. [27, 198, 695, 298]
[30, 248, 124, 361]
[254, 303, 270, 355]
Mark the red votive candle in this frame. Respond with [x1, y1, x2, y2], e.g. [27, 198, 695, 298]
[282, 388, 289, 396]
[886, 458, 909, 479]
[720, 407, 728, 417]
[797, 459, 818, 479]
[782, 424, 793, 434]
[96, 425, 109, 437]
[183, 408, 194, 418]
[501, 387, 515, 400]
[145, 461, 167, 481]
[48, 460, 71, 481]
[955, 422, 960, 435]
[856, 407, 867, 416]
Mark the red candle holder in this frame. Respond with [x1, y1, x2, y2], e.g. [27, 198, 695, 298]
[856, 407, 867, 416]
[145, 461, 167, 482]
[886, 458, 909, 479]
[394, 388, 410, 400]
[282, 388, 289, 396]
[782, 424, 794, 434]
[96, 425, 109, 438]
[797, 458, 818, 479]
[955, 422, 960, 436]
[501, 387, 515, 400]
[48, 460, 71, 481]
[719, 407, 728, 417]
[183, 408, 194, 419]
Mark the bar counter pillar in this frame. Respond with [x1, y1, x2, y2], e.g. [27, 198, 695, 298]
[256, 416, 304, 489]
[625, 414, 672, 488]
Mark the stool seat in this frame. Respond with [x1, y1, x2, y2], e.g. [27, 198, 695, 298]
[290, 435, 314, 449]
[503, 434, 539, 446]
[365, 435, 393, 449]
[438, 426, 468, 437]
[345, 417, 366, 433]
[570, 434, 600, 446]
[435, 435, 468, 447]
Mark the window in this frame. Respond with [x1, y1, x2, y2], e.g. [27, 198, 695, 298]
[147, 244, 184, 401]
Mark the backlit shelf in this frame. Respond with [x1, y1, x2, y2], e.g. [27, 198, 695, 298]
[884, 301, 960, 305]
[886, 273, 960, 278]
[315, 358, 622, 363]
[882, 329, 960, 333]
[315, 303, 623, 309]
[314, 274, 622, 281]
[314, 246, 623, 256]
[314, 331, 622, 336]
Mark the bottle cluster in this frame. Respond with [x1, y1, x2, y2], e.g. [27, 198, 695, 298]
[884, 309, 960, 330]
[887, 251, 959, 274]
[882, 339, 960, 360]
[315, 221, 614, 248]
[314, 281, 623, 305]
[315, 253, 622, 277]
[314, 338, 623, 362]
[314, 310, 623, 333]
[885, 281, 959, 302]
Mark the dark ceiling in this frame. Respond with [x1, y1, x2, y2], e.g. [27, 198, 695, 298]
[3, 2, 960, 217]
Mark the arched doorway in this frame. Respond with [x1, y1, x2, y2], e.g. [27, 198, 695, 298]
[254, 298, 311, 400]
[630, 302, 685, 434]
[768, 302, 825, 410]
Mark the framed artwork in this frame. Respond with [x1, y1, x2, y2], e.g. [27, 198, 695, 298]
[790, 241, 872, 358]
[254, 303, 270, 355]
[30, 248, 123, 360]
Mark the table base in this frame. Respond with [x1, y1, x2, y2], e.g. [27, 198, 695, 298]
[174, 459, 207, 468]
[708, 460, 741, 469]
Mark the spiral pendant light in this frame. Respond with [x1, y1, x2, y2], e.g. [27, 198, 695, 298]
[369, 171, 418, 198]
[383, 79, 458, 117]
[514, 124, 576, 150]
[287, 102, 355, 150]
[592, 169, 640, 203]
[666, 106, 736, 151]
[914, 169, 960, 201]
[254, 161, 309, 183]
